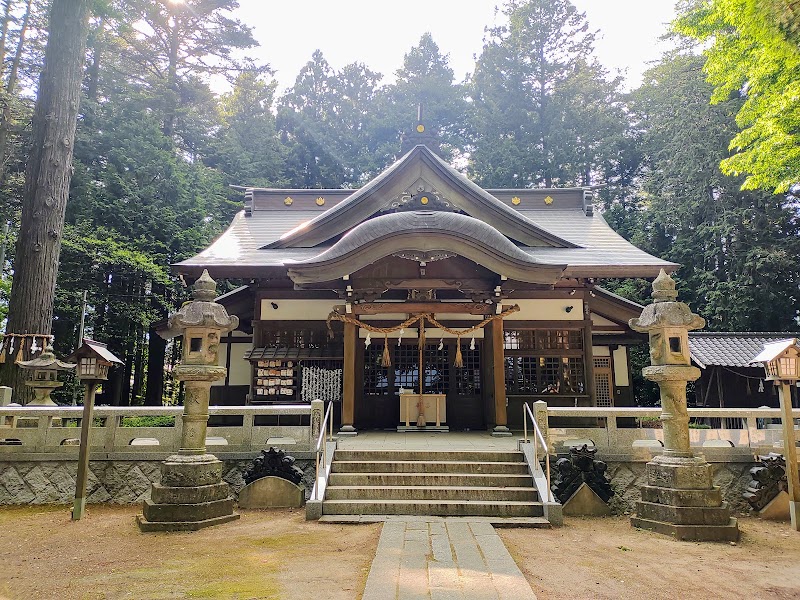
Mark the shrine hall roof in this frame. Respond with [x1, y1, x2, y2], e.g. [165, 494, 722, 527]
[176, 145, 677, 280]
[689, 332, 800, 369]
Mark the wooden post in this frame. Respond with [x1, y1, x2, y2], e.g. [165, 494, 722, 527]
[583, 300, 596, 406]
[72, 381, 98, 520]
[779, 381, 800, 530]
[340, 321, 357, 434]
[490, 317, 511, 436]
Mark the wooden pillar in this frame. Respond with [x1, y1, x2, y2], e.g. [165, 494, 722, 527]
[490, 317, 511, 436]
[340, 321, 357, 434]
[583, 299, 596, 406]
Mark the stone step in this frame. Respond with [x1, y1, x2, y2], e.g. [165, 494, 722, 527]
[317, 515, 551, 528]
[322, 499, 544, 517]
[334, 449, 525, 463]
[325, 485, 539, 502]
[331, 460, 530, 474]
[328, 472, 534, 488]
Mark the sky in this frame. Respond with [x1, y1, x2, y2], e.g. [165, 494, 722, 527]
[233, 0, 679, 93]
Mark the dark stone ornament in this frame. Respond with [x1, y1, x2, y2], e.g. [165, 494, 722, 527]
[551, 444, 615, 504]
[243, 447, 304, 486]
[744, 453, 787, 511]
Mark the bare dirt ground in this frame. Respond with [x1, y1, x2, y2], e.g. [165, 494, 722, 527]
[0, 505, 380, 600]
[2, 507, 799, 600]
[501, 516, 800, 600]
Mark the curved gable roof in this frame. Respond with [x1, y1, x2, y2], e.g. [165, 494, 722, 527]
[285, 211, 567, 285]
[266, 145, 579, 250]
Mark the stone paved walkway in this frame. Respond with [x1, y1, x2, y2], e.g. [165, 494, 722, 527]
[362, 518, 537, 600]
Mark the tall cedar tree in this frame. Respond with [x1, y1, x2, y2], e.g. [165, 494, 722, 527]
[2, 0, 91, 399]
[469, 0, 627, 188]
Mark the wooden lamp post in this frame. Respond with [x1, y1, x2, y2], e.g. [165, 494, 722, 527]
[751, 339, 800, 530]
[67, 339, 123, 520]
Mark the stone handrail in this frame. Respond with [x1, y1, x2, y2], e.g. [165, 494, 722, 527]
[0, 404, 313, 458]
[541, 405, 800, 457]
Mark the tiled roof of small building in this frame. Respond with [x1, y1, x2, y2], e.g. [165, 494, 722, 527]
[689, 332, 800, 369]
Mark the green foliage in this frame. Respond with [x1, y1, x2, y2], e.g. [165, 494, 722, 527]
[469, 0, 629, 189]
[676, 0, 800, 193]
[629, 52, 800, 331]
[120, 415, 175, 427]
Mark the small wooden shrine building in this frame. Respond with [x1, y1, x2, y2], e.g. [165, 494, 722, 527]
[175, 134, 675, 433]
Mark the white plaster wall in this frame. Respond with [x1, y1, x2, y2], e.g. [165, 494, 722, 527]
[591, 313, 617, 326]
[514, 299, 583, 321]
[613, 346, 630, 386]
[260, 299, 337, 320]
[212, 330, 252, 387]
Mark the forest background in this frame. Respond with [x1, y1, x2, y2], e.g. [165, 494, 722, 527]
[0, 0, 798, 406]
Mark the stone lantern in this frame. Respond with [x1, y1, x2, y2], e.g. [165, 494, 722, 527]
[628, 269, 739, 541]
[751, 339, 800, 530]
[137, 270, 240, 532]
[17, 341, 75, 406]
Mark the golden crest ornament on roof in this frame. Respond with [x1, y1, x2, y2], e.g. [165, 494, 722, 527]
[316, 197, 325, 206]
[420, 196, 429, 205]
[544, 195, 554, 205]
[284, 197, 293, 206]
[511, 196, 521, 205]
[416, 124, 425, 133]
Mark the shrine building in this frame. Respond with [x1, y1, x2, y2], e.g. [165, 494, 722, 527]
[175, 130, 675, 434]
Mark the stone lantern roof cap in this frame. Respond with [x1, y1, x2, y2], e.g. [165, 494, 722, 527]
[628, 269, 705, 332]
[18, 342, 76, 371]
[160, 270, 239, 339]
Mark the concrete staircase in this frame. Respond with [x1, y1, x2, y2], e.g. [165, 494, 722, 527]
[319, 449, 549, 525]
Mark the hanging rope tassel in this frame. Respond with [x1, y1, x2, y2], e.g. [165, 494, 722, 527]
[381, 335, 391, 367]
[453, 337, 464, 368]
[418, 320, 425, 349]
[14, 338, 25, 363]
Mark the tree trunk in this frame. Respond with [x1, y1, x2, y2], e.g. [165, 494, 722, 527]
[144, 326, 166, 406]
[1, 0, 91, 402]
[0, 0, 32, 185]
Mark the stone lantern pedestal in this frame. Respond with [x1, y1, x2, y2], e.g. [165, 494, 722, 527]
[629, 270, 739, 541]
[137, 270, 240, 532]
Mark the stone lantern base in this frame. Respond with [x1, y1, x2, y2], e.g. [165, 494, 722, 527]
[630, 455, 739, 541]
[137, 454, 240, 532]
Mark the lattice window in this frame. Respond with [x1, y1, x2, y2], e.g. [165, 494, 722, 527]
[594, 357, 613, 407]
[363, 344, 390, 396]
[261, 328, 333, 349]
[453, 345, 481, 395]
[505, 329, 582, 350]
[563, 357, 586, 394]
[394, 343, 420, 394]
[421, 344, 449, 394]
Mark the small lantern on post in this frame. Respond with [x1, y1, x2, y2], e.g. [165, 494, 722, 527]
[17, 339, 76, 406]
[751, 339, 800, 530]
[67, 339, 123, 521]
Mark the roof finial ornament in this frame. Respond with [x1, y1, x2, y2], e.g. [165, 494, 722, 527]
[192, 269, 217, 302]
[651, 269, 678, 303]
[400, 102, 440, 156]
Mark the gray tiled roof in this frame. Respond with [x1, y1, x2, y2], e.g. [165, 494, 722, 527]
[689, 332, 800, 369]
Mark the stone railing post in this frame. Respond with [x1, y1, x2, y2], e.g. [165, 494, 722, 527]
[534, 400, 549, 451]
[310, 399, 324, 446]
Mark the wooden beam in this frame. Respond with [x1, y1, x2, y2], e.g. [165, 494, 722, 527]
[341, 321, 356, 432]
[351, 302, 494, 315]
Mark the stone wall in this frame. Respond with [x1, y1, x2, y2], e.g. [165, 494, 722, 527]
[0, 459, 315, 506]
[606, 461, 753, 515]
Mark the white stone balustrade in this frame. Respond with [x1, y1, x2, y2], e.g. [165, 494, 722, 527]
[542, 406, 800, 459]
[0, 404, 313, 458]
